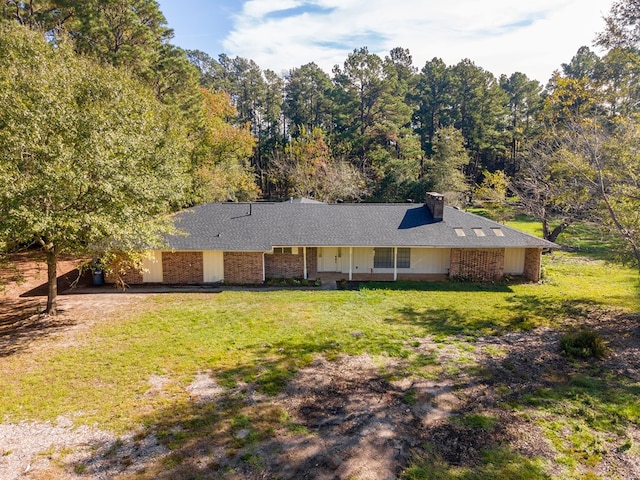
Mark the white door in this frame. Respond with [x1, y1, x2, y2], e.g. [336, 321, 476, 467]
[142, 251, 163, 283]
[318, 247, 342, 272]
[203, 251, 224, 282]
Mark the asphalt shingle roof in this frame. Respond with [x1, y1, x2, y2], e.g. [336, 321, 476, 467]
[166, 201, 555, 252]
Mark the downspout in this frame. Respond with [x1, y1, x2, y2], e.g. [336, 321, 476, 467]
[349, 247, 353, 281]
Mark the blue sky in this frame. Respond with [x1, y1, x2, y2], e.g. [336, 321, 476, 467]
[157, 0, 614, 83]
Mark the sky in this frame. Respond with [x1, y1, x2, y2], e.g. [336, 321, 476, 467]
[156, 0, 615, 84]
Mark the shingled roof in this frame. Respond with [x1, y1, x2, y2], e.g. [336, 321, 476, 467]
[165, 200, 555, 252]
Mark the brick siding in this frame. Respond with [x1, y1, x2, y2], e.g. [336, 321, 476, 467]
[523, 248, 542, 282]
[306, 247, 318, 279]
[105, 268, 143, 285]
[449, 248, 505, 282]
[265, 250, 304, 278]
[223, 252, 263, 284]
[162, 252, 203, 284]
[264, 247, 319, 280]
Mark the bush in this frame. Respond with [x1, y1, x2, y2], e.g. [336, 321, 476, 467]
[560, 329, 607, 359]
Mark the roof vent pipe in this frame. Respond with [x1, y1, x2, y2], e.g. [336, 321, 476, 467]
[425, 192, 444, 221]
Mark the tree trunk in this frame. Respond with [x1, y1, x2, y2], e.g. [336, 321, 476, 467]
[542, 217, 550, 241]
[45, 245, 58, 315]
[547, 221, 571, 243]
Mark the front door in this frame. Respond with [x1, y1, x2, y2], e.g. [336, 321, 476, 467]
[318, 247, 342, 272]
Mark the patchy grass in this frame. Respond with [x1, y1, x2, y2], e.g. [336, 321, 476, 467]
[0, 246, 638, 478]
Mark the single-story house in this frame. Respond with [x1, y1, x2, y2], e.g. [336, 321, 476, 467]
[120, 193, 555, 285]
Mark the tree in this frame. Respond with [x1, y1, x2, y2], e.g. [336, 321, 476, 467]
[595, 0, 640, 50]
[424, 126, 470, 202]
[562, 46, 601, 80]
[68, 0, 171, 74]
[511, 132, 595, 242]
[561, 116, 640, 268]
[413, 58, 454, 156]
[0, 23, 189, 313]
[269, 128, 367, 202]
[284, 62, 334, 137]
[190, 89, 259, 203]
[499, 72, 543, 173]
[449, 59, 509, 177]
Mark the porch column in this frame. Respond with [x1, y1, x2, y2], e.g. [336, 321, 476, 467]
[262, 253, 266, 282]
[303, 247, 308, 279]
[393, 247, 398, 281]
[349, 247, 353, 281]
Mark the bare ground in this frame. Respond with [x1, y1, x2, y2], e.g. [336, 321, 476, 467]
[1, 252, 639, 479]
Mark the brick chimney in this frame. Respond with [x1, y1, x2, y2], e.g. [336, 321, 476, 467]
[425, 192, 444, 221]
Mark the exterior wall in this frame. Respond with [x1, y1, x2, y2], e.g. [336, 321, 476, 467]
[113, 268, 143, 285]
[265, 249, 304, 278]
[449, 248, 505, 282]
[374, 248, 451, 275]
[223, 251, 264, 284]
[348, 247, 374, 275]
[142, 251, 163, 283]
[162, 252, 203, 284]
[524, 248, 542, 282]
[504, 248, 525, 275]
[203, 251, 224, 283]
[306, 247, 318, 279]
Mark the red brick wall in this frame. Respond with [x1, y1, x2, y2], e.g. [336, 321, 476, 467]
[306, 247, 318, 279]
[449, 248, 505, 282]
[265, 250, 304, 278]
[162, 252, 203, 284]
[223, 252, 263, 284]
[105, 268, 143, 285]
[524, 248, 542, 282]
[264, 247, 319, 279]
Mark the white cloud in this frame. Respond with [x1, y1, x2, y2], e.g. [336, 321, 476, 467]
[223, 0, 614, 82]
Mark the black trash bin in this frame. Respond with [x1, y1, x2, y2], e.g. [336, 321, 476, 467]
[92, 269, 104, 286]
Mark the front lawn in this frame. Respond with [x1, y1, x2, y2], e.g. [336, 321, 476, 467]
[0, 248, 638, 478]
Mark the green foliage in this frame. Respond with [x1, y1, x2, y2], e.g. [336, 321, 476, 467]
[269, 127, 367, 202]
[0, 23, 189, 310]
[424, 126, 470, 199]
[560, 329, 607, 359]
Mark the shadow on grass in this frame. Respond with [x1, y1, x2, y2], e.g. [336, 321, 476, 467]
[0, 298, 80, 357]
[69, 310, 640, 479]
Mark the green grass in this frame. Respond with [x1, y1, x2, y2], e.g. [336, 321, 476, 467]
[0, 238, 638, 478]
[402, 446, 551, 480]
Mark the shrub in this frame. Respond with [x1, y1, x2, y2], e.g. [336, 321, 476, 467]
[560, 329, 607, 359]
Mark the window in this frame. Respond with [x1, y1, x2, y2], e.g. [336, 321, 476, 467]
[454, 228, 465, 236]
[491, 228, 505, 237]
[374, 248, 410, 268]
[273, 247, 293, 254]
[374, 248, 393, 268]
[472, 228, 485, 237]
[397, 248, 411, 268]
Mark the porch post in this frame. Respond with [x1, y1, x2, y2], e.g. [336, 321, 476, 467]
[262, 252, 266, 282]
[349, 247, 353, 281]
[393, 247, 398, 281]
[303, 247, 308, 279]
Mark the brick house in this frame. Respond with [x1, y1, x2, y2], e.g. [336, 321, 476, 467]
[123, 193, 555, 285]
